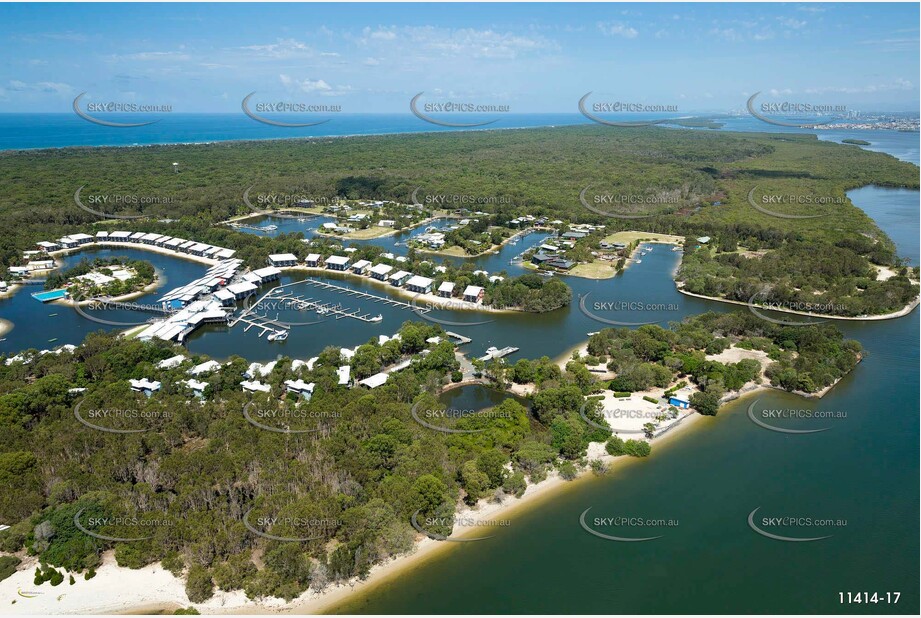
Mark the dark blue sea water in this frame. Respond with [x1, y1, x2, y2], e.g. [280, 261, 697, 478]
[1, 113, 917, 166]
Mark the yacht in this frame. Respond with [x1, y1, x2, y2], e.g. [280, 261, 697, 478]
[267, 329, 288, 342]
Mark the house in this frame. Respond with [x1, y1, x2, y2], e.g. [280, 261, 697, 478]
[378, 219, 396, 227]
[463, 285, 485, 303]
[69, 233, 94, 246]
[336, 365, 351, 386]
[37, 240, 60, 252]
[488, 275, 504, 283]
[405, 275, 434, 294]
[129, 378, 161, 397]
[325, 255, 351, 271]
[226, 282, 258, 300]
[696, 236, 711, 244]
[669, 396, 690, 409]
[244, 361, 277, 379]
[284, 379, 316, 400]
[369, 263, 393, 281]
[305, 253, 322, 267]
[548, 259, 576, 270]
[268, 253, 298, 268]
[358, 373, 388, 389]
[531, 253, 554, 266]
[141, 233, 163, 245]
[156, 354, 187, 369]
[252, 266, 281, 283]
[389, 270, 411, 287]
[438, 281, 455, 298]
[213, 288, 236, 306]
[109, 231, 133, 243]
[351, 259, 371, 275]
[561, 231, 588, 240]
[182, 379, 208, 399]
[240, 380, 271, 394]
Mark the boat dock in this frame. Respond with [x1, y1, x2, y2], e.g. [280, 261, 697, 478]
[275, 292, 383, 323]
[478, 346, 519, 362]
[445, 331, 472, 345]
[299, 278, 430, 314]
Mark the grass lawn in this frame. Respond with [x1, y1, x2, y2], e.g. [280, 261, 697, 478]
[568, 261, 619, 279]
[601, 231, 686, 245]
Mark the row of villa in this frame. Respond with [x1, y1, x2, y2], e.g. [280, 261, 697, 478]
[268, 252, 490, 304]
[35, 231, 237, 261]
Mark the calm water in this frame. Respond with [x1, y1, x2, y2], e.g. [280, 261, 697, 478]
[0, 123, 917, 614]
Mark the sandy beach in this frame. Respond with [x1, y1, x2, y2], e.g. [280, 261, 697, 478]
[0, 317, 13, 338]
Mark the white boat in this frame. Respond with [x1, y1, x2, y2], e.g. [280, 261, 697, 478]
[267, 329, 288, 341]
[370, 314, 383, 322]
[636, 259, 642, 263]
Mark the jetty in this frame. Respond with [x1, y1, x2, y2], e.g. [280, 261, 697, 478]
[299, 277, 430, 313]
[478, 346, 519, 362]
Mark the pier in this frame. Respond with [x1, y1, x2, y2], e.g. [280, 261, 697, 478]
[299, 278, 430, 313]
[445, 331, 472, 345]
[478, 346, 519, 362]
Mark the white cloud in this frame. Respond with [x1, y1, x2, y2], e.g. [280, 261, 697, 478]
[237, 39, 313, 59]
[7, 79, 73, 95]
[279, 74, 351, 96]
[597, 21, 639, 39]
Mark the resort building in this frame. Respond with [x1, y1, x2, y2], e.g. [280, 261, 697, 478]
[351, 259, 371, 275]
[405, 275, 434, 294]
[284, 379, 316, 400]
[389, 270, 411, 287]
[188, 360, 221, 376]
[370, 263, 393, 281]
[182, 379, 208, 399]
[325, 255, 351, 271]
[305, 253, 321, 267]
[252, 266, 281, 283]
[336, 365, 351, 386]
[240, 380, 271, 394]
[129, 378, 161, 397]
[157, 355, 187, 370]
[358, 373, 389, 389]
[268, 253, 299, 268]
[37, 240, 60, 252]
[213, 288, 236, 306]
[463, 285, 485, 303]
[438, 281, 455, 298]
[227, 282, 258, 300]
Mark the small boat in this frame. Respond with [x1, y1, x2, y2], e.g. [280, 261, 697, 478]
[370, 314, 383, 322]
[48, 338, 58, 343]
[267, 329, 288, 342]
[636, 259, 642, 263]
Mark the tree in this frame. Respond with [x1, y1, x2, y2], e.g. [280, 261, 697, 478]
[185, 565, 214, 603]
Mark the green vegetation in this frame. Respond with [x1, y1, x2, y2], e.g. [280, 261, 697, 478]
[44, 257, 156, 297]
[842, 139, 871, 146]
[0, 555, 19, 582]
[585, 311, 861, 406]
[0, 125, 915, 315]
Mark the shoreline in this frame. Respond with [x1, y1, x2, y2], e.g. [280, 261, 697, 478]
[49, 241, 222, 267]
[279, 265, 524, 315]
[675, 284, 920, 321]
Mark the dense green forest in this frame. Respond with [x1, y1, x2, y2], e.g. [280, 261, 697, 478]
[0, 311, 861, 601]
[0, 125, 916, 314]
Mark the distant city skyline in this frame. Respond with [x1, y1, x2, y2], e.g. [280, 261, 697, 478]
[0, 2, 918, 114]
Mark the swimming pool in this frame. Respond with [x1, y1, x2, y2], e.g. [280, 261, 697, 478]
[31, 289, 68, 303]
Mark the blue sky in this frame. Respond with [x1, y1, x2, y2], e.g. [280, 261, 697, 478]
[0, 2, 917, 113]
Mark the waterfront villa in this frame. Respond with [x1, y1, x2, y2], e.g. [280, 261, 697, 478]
[405, 275, 434, 294]
[268, 253, 298, 268]
[463, 285, 485, 303]
[325, 255, 351, 271]
[182, 379, 208, 399]
[227, 282, 258, 300]
[336, 365, 351, 386]
[351, 259, 372, 275]
[240, 380, 271, 394]
[358, 372, 389, 389]
[369, 263, 393, 281]
[305, 253, 321, 267]
[188, 360, 221, 376]
[438, 281, 455, 298]
[389, 270, 411, 287]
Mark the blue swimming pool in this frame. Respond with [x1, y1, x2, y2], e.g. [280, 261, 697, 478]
[31, 289, 68, 303]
